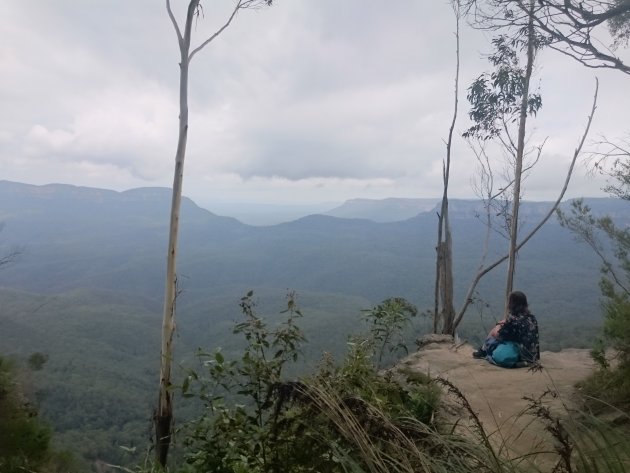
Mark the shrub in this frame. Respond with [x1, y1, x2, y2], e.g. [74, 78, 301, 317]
[179, 293, 440, 473]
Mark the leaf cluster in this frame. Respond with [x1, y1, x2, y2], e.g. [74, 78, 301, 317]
[0, 355, 80, 473]
[178, 292, 440, 473]
[608, 0, 630, 48]
[464, 35, 542, 140]
[361, 297, 418, 368]
[181, 291, 307, 473]
[558, 196, 630, 410]
[465, 0, 630, 73]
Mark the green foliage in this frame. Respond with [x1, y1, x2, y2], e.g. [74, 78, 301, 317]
[361, 297, 418, 368]
[601, 286, 630, 361]
[558, 195, 630, 410]
[180, 292, 441, 473]
[0, 355, 80, 473]
[181, 291, 311, 473]
[0, 356, 49, 472]
[523, 390, 630, 473]
[580, 282, 630, 411]
[28, 352, 49, 371]
[609, 0, 630, 48]
[464, 35, 543, 140]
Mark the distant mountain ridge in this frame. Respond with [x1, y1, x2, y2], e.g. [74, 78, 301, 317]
[3, 180, 621, 224]
[0, 179, 624, 318]
[0, 179, 623, 466]
[324, 196, 630, 222]
[323, 197, 441, 222]
[0, 179, 619, 304]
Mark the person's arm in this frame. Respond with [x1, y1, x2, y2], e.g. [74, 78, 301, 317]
[496, 317, 521, 342]
[489, 319, 506, 339]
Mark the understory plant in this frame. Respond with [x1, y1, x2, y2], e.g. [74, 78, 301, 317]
[558, 199, 630, 411]
[164, 290, 630, 473]
[178, 293, 442, 473]
[361, 297, 418, 369]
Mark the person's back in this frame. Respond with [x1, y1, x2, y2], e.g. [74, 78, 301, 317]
[499, 310, 540, 364]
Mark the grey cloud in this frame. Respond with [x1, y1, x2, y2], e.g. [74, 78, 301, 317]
[0, 0, 626, 204]
[233, 135, 375, 180]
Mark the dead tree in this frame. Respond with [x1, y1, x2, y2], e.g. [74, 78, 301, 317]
[434, 0, 461, 335]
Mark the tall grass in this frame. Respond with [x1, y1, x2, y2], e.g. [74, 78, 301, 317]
[123, 371, 630, 473]
[300, 378, 523, 473]
[298, 375, 630, 473]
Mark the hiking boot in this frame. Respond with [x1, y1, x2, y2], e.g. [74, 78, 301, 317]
[472, 349, 487, 359]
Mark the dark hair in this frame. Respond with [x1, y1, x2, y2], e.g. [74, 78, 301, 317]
[508, 291, 529, 316]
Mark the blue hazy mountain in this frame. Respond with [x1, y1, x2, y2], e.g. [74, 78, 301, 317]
[0, 180, 614, 310]
[323, 197, 440, 222]
[0, 179, 619, 464]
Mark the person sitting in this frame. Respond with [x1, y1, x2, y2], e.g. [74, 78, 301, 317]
[472, 291, 540, 366]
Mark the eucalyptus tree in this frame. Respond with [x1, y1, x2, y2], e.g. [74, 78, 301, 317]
[434, 0, 600, 334]
[449, 82, 598, 330]
[464, 0, 540, 301]
[156, 0, 273, 466]
[457, 0, 629, 315]
[466, 1, 630, 73]
[517, 0, 630, 73]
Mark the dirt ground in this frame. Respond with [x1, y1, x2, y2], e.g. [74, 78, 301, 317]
[396, 336, 597, 468]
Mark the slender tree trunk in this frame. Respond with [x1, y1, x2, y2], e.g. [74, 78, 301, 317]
[440, 210, 455, 334]
[505, 0, 536, 302]
[157, 0, 258, 464]
[156, 58, 189, 466]
[433, 238, 442, 333]
[453, 80, 598, 332]
[156, 1, 196, 466]
[434, 1, 460, 335]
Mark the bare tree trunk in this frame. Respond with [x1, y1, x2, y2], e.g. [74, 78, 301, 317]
[505, 0, 535, 302]
[156, 0, 253, 465]
[433, 240, 442, 333]
[156, 1, 195, 466]
[440, 210, 456, 334]
[434, 0, 460, 335]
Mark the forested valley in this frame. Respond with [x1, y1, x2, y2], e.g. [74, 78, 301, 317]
[2, 0, 630, 472]
[0, 181, 625, 469]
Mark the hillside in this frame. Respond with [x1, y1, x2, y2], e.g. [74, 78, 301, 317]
[324, 197, 440, 222]
[0, 180, 623, 467]
[0, 180, 612, 307]
[0, 180, 616, 356]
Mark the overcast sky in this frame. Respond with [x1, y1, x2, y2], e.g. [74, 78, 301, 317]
[1, 1, 629, 209]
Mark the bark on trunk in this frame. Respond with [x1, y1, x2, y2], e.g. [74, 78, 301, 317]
[434, 1, 460, 335]
[156, 1, 195, 466]
[440, 208, 455, 335]
[505, 0, 536, 302]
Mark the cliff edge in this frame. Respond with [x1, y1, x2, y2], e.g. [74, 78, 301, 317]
[394, 336, 596, 467]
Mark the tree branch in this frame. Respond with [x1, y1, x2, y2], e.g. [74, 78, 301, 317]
[464, 0, 630, 74]
[453, 78, 598, 329]
[166, 0, 184, 48]
[189, 0, 243, 61]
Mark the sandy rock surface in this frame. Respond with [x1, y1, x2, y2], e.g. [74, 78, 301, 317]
[396, 338, 596, 465]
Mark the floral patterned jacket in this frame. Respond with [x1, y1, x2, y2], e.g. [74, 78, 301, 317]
[497, 312, 540, 363]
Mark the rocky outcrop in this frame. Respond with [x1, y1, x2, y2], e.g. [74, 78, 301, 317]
[395, 337, 596, 466]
